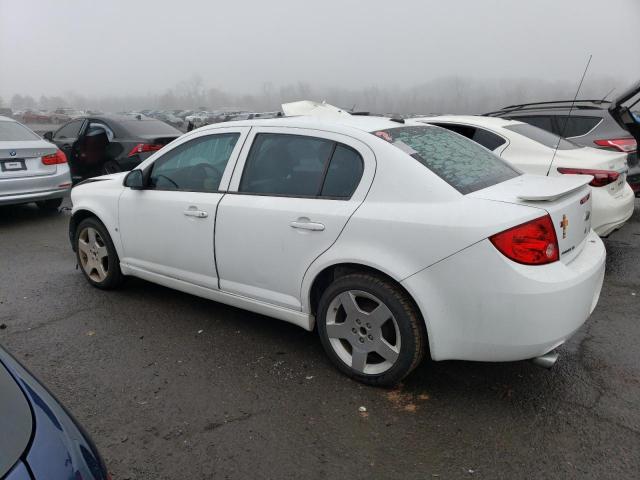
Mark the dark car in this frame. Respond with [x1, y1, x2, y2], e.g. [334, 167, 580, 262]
[486, 81, 640, 195]
[43, 114, 181, 183]
[0, 346, 109, 479]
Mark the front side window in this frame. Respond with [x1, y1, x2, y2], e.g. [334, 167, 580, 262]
[508, 115, 554, 134]
[239, 133, 363, 198]
[372, 125, 519, 194]
[54, 119, 84, 140]
[149, 133, 239, 192]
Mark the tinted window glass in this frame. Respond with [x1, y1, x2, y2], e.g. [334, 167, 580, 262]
[321, 144, 363, 197]
[88, 122, 114, 141]
[240, 133, 334, 196]
[509, 115, 555, 133]
[0, 121, 40, 141]
[150, 133, 239, 192]
[432, 123, 506, 151]
[372, 126, 519, 194]
[120, 119, 180, 136]
[554, 116, 601, 137]
[472, 128, 506, 150]
[504, 123, 579, 150]
[54, 120, 84, 139]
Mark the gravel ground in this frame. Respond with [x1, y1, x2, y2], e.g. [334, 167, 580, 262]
[0, 197, 639, 480]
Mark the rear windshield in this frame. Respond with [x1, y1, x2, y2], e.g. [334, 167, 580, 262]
[372, 125, 520, 194]
[0, 121, 40, 141]
[504, 123, 579, 150]
[120, 119, 181, 136]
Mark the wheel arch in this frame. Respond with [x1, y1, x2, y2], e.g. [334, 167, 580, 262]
[305, 262, 430, 347]
[69, 207, 122, 258]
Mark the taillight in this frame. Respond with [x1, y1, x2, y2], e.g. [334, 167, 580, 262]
[41, 149, 67, 165]
[490, 215, 559, 265]
[127, 143, 163, 157]
[593, 138, 637, 153]
[557, 167, 619, 187]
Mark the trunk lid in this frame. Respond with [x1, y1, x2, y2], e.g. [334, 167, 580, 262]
[470, 174, 593, 264]
[0, 140, 59, 179]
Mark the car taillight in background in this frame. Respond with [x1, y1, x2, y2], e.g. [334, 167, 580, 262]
[593, 138, 637, 153]
[127, 143, 163, 157]
[556, 167, 620, 187]
[41, 149, 67, 165]
[490, 215, 559, 265]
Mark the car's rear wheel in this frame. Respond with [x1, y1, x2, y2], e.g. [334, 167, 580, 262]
[317, 273, 426, 387]
[75, 217, 123, 289]
[36, 198, 63, 211]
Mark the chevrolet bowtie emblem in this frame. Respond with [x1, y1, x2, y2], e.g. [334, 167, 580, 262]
[560, 214, 569, 239]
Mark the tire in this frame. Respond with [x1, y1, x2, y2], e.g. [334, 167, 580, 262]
[102, 161, 122, 175]
[36, 198, 63, 211]
[317, 273, 426, 387]
[75, 217, 123, 289]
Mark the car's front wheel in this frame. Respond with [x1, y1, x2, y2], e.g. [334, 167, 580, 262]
[75, 217, 123, 289]
[317, 273, 426, 387]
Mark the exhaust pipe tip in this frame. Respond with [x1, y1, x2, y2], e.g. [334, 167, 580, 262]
[531, 351, 559, 369]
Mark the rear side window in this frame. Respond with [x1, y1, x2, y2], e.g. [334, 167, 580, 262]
[372, 125, 519, 195]
[555, 116, 601, 137]
[240, 133, 363, 198]
[0, 121, 40, 141]
[504, 123, 579, 150]
[432, 123, 506, 151]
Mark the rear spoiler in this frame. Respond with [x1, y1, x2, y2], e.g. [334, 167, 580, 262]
[516, 175, 592, 201]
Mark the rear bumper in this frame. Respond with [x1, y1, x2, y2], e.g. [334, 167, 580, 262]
[0, 166, 71, 206]
[402, 231, 605, 362]
[591, 183, 635, 236]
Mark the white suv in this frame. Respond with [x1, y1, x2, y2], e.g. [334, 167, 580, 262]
[69, 115, 605, 386]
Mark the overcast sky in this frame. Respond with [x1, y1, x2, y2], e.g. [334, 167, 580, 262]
[1, 0, 639, 99]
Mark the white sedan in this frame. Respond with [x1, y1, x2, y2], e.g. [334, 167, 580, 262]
[69, 115, 605, 386]
[414, 115, 635, 236]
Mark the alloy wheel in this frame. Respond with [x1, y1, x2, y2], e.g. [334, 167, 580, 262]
[325, 290, 401, 375]
[78, 227, 109, 282]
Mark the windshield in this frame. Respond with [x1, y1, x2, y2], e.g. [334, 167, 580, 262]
[504, 123, 579, 150]
[0, 121, 41, 141]
[372, 125, 520, 194]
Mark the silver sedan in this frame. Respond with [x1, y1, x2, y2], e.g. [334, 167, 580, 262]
[0, 116, 71, 210]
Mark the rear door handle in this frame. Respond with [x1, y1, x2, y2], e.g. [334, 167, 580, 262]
[290, 219, 325, 231]
[183, 208, 208, 218]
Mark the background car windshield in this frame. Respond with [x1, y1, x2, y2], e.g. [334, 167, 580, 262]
[0, 121, 40, 141]
[373, 125, 520, 194]
[504, 123, 579, 149]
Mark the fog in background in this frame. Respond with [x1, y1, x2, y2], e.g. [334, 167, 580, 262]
[1, 0, 639, 114]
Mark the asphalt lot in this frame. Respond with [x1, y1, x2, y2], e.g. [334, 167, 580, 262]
[1, 197, 639, 480]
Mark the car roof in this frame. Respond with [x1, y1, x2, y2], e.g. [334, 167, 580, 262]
[485, 101, 610, 117]
[0, 115, 16, 122]
[195, 114, 426, 134]
[413, 114, 524, 129]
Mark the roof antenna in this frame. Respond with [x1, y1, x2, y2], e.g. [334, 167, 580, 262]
[546, 54, 592, 176]
[599, 87, 615, 103]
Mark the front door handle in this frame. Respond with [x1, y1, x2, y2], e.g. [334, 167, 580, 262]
[183, 208, 208, 218]
[290, 219, 325, 231]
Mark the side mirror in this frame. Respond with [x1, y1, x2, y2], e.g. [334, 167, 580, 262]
[124, 169, 144, 190]
[43, 131, 53, 141]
